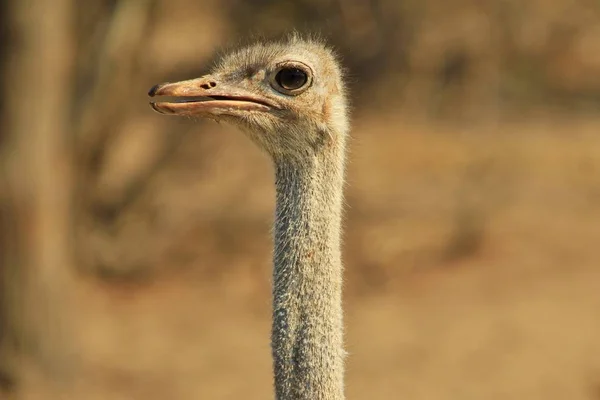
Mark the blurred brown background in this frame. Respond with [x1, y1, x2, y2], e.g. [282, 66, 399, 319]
[1, 0, 600, 399]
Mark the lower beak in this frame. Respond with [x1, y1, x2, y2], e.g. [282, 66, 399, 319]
[148, 76, 275, 116]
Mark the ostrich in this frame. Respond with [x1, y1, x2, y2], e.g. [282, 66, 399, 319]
[149, 35, 349, 400]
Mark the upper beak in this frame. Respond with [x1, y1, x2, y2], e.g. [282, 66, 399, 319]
[148, 76, 276, 116]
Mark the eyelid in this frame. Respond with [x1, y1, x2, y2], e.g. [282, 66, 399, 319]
[274, 60, 313, 75]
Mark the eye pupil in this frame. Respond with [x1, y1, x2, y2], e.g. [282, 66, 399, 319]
[275, 68, 308, 91]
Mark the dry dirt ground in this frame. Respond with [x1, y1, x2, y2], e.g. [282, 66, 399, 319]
[13, 114, 600, 400]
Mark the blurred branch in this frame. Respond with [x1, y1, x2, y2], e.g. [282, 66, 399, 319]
[71, 0, 196, 278]
[76, 0, 156, 169]
[73, 0, 189, 225]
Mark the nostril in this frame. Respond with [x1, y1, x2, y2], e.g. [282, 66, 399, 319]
[200, 81, 217, 90]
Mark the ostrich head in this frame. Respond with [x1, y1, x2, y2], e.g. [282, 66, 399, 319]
[149, 36, 348, 161]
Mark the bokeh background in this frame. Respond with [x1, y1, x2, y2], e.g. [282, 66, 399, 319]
[1, 0, 600, 399]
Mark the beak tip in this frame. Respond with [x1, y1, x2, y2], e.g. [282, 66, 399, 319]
[148, 84, 162, 97]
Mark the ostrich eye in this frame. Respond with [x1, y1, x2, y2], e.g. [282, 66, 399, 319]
[275, 68, 308, 91]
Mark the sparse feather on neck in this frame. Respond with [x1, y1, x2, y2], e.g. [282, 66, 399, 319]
[272, 139, 347, 400]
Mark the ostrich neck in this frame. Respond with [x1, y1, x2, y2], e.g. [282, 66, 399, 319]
[272, 147, 346, 400]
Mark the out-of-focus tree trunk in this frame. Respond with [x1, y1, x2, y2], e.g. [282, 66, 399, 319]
[0, 0, 77, 394]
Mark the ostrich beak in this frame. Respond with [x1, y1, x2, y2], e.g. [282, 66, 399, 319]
[148, 76, 275, 116]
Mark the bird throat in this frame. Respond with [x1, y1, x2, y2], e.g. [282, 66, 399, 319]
[271, 150, 346, 400]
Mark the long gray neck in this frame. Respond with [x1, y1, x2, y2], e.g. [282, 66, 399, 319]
[271, 146, 346, 400]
